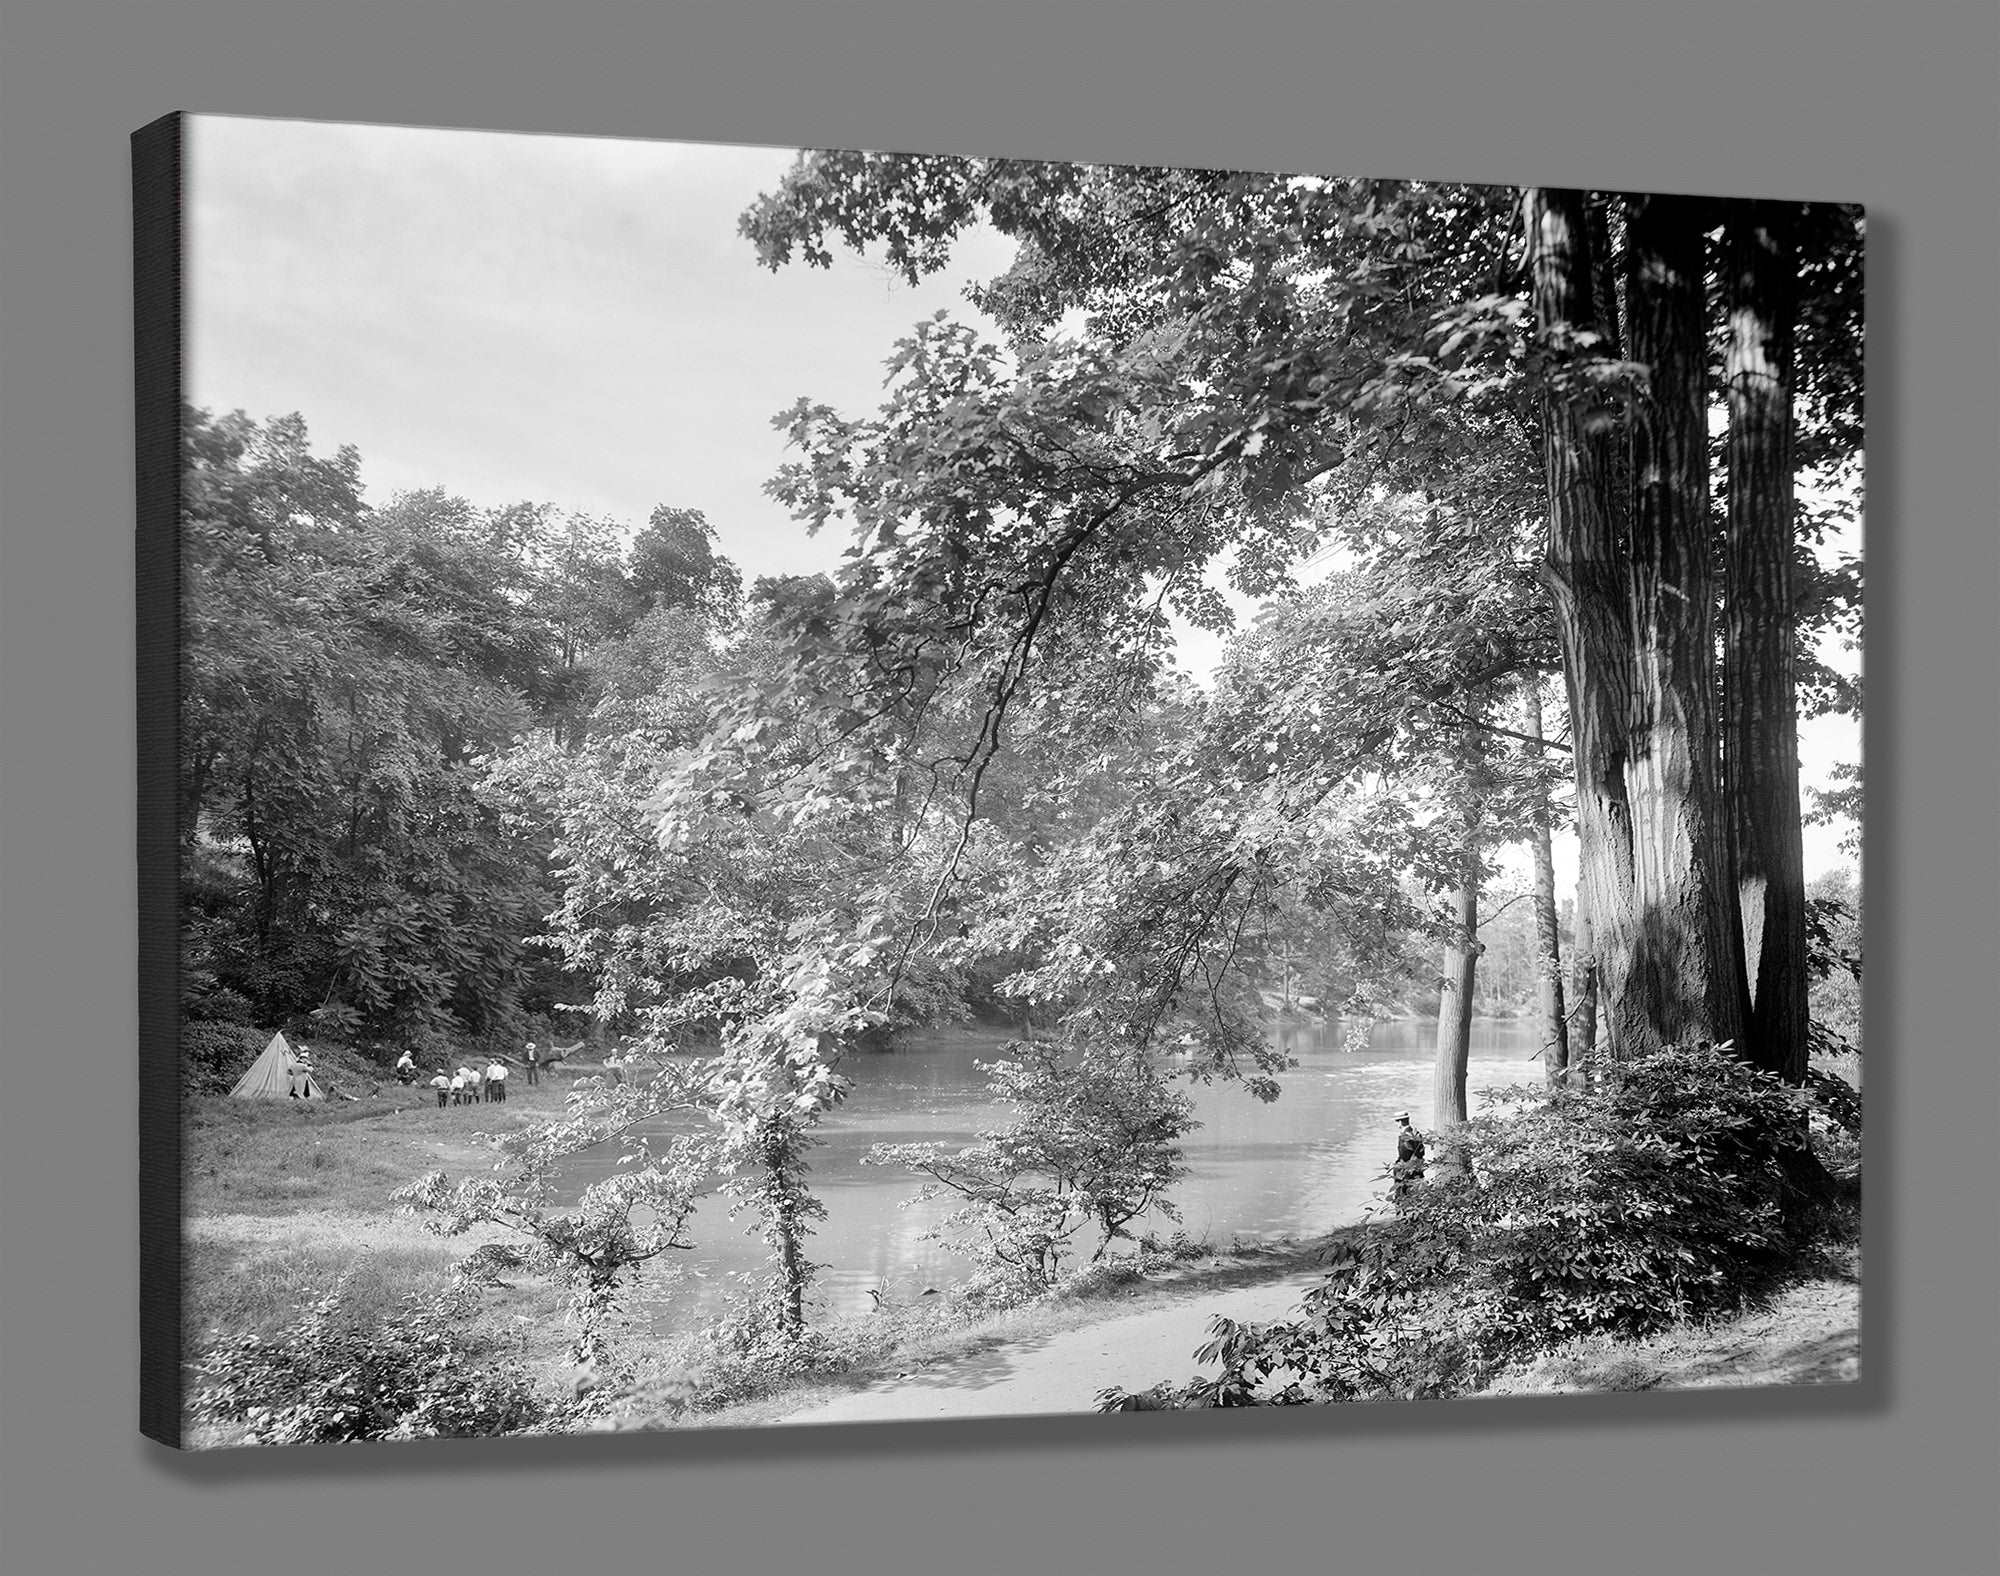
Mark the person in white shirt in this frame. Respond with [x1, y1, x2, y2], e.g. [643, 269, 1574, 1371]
[484, 1060, 508, 1102]
[431, 1071, 451, 1109]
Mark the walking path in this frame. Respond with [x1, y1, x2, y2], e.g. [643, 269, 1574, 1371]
[778, 1270, 1324, 1426]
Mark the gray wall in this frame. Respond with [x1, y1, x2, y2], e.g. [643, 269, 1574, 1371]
[3, 3, 1993, 1572]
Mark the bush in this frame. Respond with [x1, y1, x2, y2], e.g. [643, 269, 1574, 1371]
[180, 1021, 268, 1095]
[1102, 1045, 1835, 1409]
[651, 1292, 909, 1416]
[867, 1037, 1197, 1293]
[190, 1271, 549, 1445]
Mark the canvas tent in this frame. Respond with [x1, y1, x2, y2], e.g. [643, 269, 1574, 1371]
[229, 1030, 325, 1100]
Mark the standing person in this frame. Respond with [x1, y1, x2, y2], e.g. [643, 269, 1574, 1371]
[485, 1059, 508, 1102]
[431, 1070, 451, 1109]
[524, 1041, 540, 1087]
[1390, 1112, 1427, 1207]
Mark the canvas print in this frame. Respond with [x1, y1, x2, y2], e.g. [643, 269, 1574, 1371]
[138, 115, 1864, 1448]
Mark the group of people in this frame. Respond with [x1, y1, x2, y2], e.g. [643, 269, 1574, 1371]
[427, 1059, 512, 1107]
[385, 1040, 551, 1106]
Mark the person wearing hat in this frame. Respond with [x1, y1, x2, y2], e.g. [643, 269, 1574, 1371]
[1391, 1111, 1427, 1206]
[523, 1040, 541, 1086]
[431, 1069, 452, 1109]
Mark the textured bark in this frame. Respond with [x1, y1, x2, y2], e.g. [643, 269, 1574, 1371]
[1529, 189, 1747, 1059]
[1529, 188, 1641, 1058]
[1431, 874, 1478, 1166]
[1723, 201, 1811, 1083]
[1571, 880, 1599, 1086]
[1619, 193, 1749, 1051]
[1523, 685, 1570, 1084]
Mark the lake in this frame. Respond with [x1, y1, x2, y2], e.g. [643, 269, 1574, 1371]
[559, 1017, 1550, 1332]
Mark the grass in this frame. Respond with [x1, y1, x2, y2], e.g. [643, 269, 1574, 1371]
[180, 1062, 603, 1444]
[182, 1075, 583, 1216]
[184, 1234, 469, 1345]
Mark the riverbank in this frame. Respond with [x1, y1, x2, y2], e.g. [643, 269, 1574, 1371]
[181, 1076, 1351, 1442]
[182, 1042, 1862, 1441]
[616, 1205, 1859, 1431]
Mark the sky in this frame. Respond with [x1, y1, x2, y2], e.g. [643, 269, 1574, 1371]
[185, 115, 1859, 882]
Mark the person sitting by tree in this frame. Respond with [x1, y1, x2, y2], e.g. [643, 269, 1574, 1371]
[394, 1048, 417, 1085]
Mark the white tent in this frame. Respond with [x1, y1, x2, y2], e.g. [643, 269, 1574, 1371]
[228, 1030, 325, 1100]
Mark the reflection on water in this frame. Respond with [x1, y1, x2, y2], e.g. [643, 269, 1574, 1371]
[557, 1018, 1549, 1332]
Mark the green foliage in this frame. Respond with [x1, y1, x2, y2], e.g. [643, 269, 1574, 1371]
[658, 1297, 909, 1416]
[180, 406, 747, 1048]
[1100, 1045, 1834, 1408]
[1805, 866, 1863, 1054]
[395, 1068, 716, 1363]
[190, 1273, 548, 1445]
[181, 1021, 269, 1095]
[869, 1036, 1197, 1296]
[628, 505, 743, 622]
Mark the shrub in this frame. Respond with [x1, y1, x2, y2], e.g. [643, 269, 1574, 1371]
[646, 1290, 915, 1416]
[1101, 1044, 1833, 1409]
[190, 1271, 549, 1445]
[867, 1037, 1197, 1294]
[180, 1021, 267, 1095]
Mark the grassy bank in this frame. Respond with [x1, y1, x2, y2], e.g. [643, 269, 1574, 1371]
[181, 1067, 599, 1446]
[182, 1042, 1863, 1442]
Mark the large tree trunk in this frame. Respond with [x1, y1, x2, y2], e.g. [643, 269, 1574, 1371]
[1431, 865, 1479, 1173]
[1523, 684, 1570, 1085]
[1571, 879, 1599, 1086]
[1620, 193, 1749, 1050]
[1529, 188, 1748, 1061]
[1722, 201, 1811, 1083]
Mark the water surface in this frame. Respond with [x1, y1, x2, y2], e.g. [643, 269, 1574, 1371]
[559, 1017, 1548, 1330]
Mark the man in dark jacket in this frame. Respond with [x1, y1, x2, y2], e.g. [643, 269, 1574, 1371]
[1391, 1111, 1426, 1206]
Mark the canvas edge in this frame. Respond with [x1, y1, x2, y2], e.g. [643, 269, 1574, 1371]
[134, 108, 186, 1450]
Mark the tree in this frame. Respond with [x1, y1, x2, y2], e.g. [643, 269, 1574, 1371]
[1529, 191, 1747, 1062]
[691, 157, 1861, 1336]
[1521, 681, 1571, 1084]
[868, 1035, 1197, 1296]
[398, 1066, 716, 1363]
[1525, 191, 1862, 1077]
[629, 505, 743, 623]
[179, 408, 659, 1048]
[1722, 200, 1810, 1082]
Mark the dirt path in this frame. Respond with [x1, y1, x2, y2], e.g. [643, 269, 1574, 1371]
[778, 1271, 1325, 1426]
[776, 1251, 1861, 1426]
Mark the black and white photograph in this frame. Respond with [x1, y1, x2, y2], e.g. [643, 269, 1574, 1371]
[146, 114, 1864, 1449]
